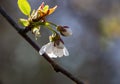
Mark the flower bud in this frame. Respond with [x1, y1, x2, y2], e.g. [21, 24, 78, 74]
[32, 26, 40, 40]
[57, 26, 72, 36]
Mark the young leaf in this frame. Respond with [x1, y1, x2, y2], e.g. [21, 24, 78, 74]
[18, 0, 31, 16]
[43, 5, 49, 13]
[19, 18, 29, 26]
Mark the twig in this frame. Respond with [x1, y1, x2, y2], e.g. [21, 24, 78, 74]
[0, 7, 84, 84]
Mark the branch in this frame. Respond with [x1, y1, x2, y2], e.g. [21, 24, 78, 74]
[0, 7, 84, 84]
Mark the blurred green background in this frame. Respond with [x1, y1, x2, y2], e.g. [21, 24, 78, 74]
[1, 0, 120, 84]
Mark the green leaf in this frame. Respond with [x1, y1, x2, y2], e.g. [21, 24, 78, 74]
[43, 5, 49, 13]
[18, 0, 31, 16]
[19, 18, 29, 26]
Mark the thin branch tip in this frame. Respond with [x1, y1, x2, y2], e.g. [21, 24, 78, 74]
[0, 7, 84, 84]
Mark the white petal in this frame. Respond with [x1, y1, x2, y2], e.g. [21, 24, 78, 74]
[45, 42, 54, 54]
[39, 42, 54, 55]
[47, 52, 58, 58]
[56, 42, 64, 49]
[39, 45, 46, 55]
[63, 47, 69, 56]
[53, 47, 64, 57]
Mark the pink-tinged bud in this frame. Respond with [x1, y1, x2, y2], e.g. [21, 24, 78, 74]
[57, 26, 72, 36]
[48, 5, 57, 15]
[35, 2, 57, 21]
[38, 2, 44, 10]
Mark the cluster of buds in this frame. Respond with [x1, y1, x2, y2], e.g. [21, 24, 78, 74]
[27, 2, 58, 39]
[30, 2, 57, 22]
[19, 2, 72, 58]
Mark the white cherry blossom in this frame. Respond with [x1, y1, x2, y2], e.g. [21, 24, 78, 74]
[39, 42, 69, 58]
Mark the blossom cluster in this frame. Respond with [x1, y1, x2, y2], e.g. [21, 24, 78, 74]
[19, 2, 72, 58]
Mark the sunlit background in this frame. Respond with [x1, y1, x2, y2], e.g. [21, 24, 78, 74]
[1, 0, 120, 84]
